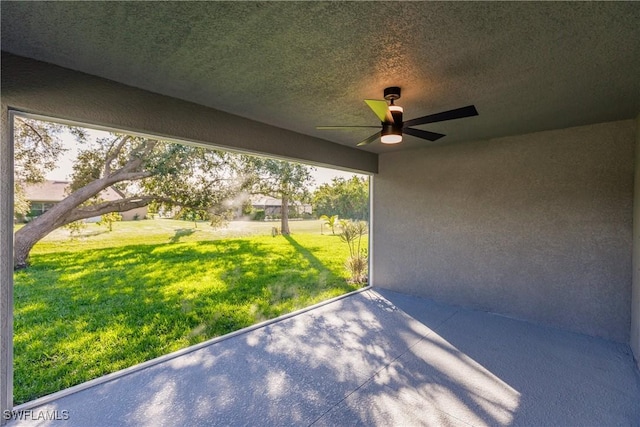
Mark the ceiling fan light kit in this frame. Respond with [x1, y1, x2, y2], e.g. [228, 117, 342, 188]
[381, 123, 403, 144]
[317, 86, 478, 147]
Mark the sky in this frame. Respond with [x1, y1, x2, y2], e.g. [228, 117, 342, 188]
[46, 128, 365, 187]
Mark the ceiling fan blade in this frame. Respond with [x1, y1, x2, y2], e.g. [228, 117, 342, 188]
[403, 105, 478, 127]
[364, 99, 393, 123]
[316, 125, 381, 130]
[357, 132, 382, 146]
[403, 127, 446, 142]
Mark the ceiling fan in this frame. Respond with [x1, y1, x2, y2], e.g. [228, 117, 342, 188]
[317, 87, 478, 146]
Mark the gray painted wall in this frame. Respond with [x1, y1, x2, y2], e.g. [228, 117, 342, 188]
[373, 120, 635, 343]
[0, 107, 14, 422]
[0, 52, 377, 174]
[632, 114, 640, 368]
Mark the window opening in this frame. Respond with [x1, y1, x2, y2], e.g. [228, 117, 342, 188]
[11, 114, 371, 405]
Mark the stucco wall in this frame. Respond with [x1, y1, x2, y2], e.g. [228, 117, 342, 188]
[0, 105, 14, 421]
[373, 120, 635, 342]
[1, 52, 377, 174]
[632, 114, 640, 367]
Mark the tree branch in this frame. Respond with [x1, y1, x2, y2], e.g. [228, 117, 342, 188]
[108, 170, 154, 182]
[116, 139, 157, 175]
[15, 117, 45, 143]
[140, 139, 158, 158]
[65, 196, 162, 223]
[103, 135, 131, 177]
[127, 139, 157, 163]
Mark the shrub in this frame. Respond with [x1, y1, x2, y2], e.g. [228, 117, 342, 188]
[63, 220, 87, 240]
[339, 220, 368, 285]
[345, 251, 368, 284]
[252, 209, 265, 221]
[97, 212, 122, 232]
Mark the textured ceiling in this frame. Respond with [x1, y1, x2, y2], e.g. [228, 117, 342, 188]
[1, 2, 639, 154]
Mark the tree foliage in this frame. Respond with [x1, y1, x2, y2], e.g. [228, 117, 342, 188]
[313, 176, 369, 221]
[13, 120, 246, 269]
[244, 157, 314, 235]
[66, 134, 243, 215]
[13, 117, 87, 217]
[14, 117, 87, 183]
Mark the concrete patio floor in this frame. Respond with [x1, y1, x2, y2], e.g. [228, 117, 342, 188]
[8, 288, 640, 426]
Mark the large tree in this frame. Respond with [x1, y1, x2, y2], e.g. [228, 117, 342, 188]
[313, 176, 369, 220]
[244, 157, 314, 235]
[13, 119, 245, 269]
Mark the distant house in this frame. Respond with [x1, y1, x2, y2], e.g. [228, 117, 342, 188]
[18, 180, 147, 222]
[250, 195, 312, 217]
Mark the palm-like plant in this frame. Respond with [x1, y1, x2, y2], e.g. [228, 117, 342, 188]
[339, 220, 368, 284]
[319, 214, 339, 235]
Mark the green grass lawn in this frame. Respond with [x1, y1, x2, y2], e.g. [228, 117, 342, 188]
[13, 219, 366, 404]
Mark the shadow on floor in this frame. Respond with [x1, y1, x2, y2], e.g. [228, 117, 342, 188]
[9, 288, 640, 426]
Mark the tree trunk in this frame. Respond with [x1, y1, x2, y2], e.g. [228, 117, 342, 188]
[13, 176, 153, 269]
[280, 195, 290, 235]
[13, 215, 59, 269]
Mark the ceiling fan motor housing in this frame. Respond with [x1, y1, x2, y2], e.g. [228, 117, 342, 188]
[383, 86, 401, 101]
[382, 122, 401, 135]
[389, 106, 403, 125]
